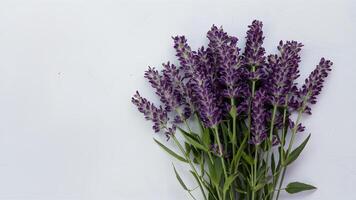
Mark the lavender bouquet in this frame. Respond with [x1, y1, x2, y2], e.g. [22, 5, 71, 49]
[132, 20, 332, 200]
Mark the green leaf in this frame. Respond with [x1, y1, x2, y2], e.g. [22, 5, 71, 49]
[188, 136, 208, 152]
[200, 155, 205, 176]
[230, 133, 248, 173]
[221, 123, 232, 140]
[235, 187, 247, 194]
[154, 138, 187, 163]
[214, 157, 223, 185]
[271, 153, 276, 174]
[240, 121, 249, 136]
[178, 127, 209, 152]
[254, 182, 266, 191]
[229, 105, 237, 118]
[201, 128, 211, 147]
[184, 142, 192, 156]
[285, 134, 311, 166]
[208, 157, 222, 187]
[178, 127, 199, 140]
[285, 182, 317, 194]
[172, 164, 188, 190]
[223, 173, 238, 196]
[190, 170, 217, 199]
[242, 152, 254, 166]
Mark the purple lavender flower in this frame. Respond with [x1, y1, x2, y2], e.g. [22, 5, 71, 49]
[237, 97, 249, 115]
[190, 48, 222, 128]
[296, 58, 333, 113]
[206, 25, 246, 99]
[144, 66, 181, 112]
[162, 62, 192, 119]
[268, 41, 303, 106]
[272, 135, 280, 146]
[172, 36, 196, 78]
[244, 20, 266, 68]
[289, 120, 305, 133]
[210, 143, 224, 157]
[251, 89, 267, 145]
[131, 91, 169, 133]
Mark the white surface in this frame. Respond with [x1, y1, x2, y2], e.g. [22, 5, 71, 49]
[0, 0, 355, 199]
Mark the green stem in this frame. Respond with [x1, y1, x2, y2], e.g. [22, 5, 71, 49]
[252, 145, 259, 200]
[231, 98, 237, 156]
[195, 112, 204, 133]
[270, 105, 288, 200]
[178, 110, 214, 165]
[265, 105, 278, 177]
[216, 186, 223, 200]
[213, 126, 228, 180]
[188, 190, 197, 200]
[275, 105, 304, 200]
[172, 136, 208, 200]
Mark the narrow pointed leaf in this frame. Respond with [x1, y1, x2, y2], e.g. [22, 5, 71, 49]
[242, 152, 254, 166]
[172, 164, 188, 190]
[202, 128, 211, 147]
[178, 128, 208, 152]
[230, 134, 248, 172]
[285, 134, 311, 166]
[178, 127, 199, 140]
[223, 173, 238, 196]
[154, 138, 187, 163]
[229, 105, 237, 118]
[285, 182, 317, 194]
[271, 153, 276, 174]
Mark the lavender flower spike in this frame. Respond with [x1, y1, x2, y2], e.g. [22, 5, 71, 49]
[191, 72, 222, 127]
[131, 91, 169, 134]
[244, 20, 266, 67]
[268, 41, 303, 106]
[190, 48, 222, 127]
[251, 89, 267, 145]
[207, 25, 245, 98]
[144, 66, 181, 113]
[172, 36, 196, 77]
[299, 58, 333, 113]
[162, 62, 192, 120]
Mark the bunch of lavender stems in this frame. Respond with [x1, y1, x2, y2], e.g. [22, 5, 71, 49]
[132, 20, 332, 200]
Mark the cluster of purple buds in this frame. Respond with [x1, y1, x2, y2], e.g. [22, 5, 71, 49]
[297, 58, 333, 114]
[289, 120, 306, 133]
[131, 92, 172, 135]
[267, 41, 303, 106]
[210, 144, 224, 157]
[244, 20, 267, 81]
[189, 47, 222, 127]
[144, 66, 180, 112]
[132, 19, 332, 142]
[207, 25, 246, 99]
[172, 36, 196, 78]
[251, 89, 268, 145]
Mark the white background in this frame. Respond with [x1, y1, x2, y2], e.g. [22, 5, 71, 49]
[0, 0, 355, 200]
